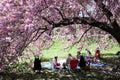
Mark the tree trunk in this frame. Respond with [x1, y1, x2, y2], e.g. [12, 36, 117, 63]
[111, 20, 120, 45]
[111, 31, 120, 45]
[99, 20, 120, 45]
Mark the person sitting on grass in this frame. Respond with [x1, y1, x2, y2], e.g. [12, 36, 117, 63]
[53, 56, 60, 69]
[78, 55, 86, 69]
[85, 48, 93, 58]
[76, 51, 81, 60]
[95, 48, 101, 59]
[85, 48, 94, 65]
[33, 56, 42, 72]
[62, 53, 73, 69]
[66, 53, 73, 66]
[62, 63, 67, 69]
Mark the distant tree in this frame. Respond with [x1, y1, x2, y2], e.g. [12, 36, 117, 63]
[0, 0, 119, 71]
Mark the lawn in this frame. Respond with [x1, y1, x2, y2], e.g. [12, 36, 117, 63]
[41, 39, 120, 60]
[1, 57, 120, 80]
[20, 39, 120, 63]
[1, 39, 120, 80]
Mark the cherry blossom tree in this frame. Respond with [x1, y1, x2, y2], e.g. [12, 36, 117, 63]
[0, 0, 120, 71]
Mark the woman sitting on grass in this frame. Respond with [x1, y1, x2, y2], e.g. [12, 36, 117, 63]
[66, 53, 73, 66]
[53, 56, 60, 69]
[85, 48, 94, 65]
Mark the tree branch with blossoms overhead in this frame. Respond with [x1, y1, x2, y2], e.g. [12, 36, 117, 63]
[0, 0, 120, 72]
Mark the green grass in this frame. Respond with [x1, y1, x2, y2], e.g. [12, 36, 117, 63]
[102, 43, 120, 54]
[21, 39, 120, 62]
[42, 39, 78, 59]
[41, 39, 120, 60]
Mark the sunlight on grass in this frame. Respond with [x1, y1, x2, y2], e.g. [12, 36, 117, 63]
[41, 40, 120, 59]
[102, 43, 120, 54]
[22, 39, 120, 62]
[42, 40, 78, 59]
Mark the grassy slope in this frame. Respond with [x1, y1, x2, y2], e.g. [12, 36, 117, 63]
[20, 39, 120, 62]
[42, 39, 78, 59]
[41, 39, 120, 60]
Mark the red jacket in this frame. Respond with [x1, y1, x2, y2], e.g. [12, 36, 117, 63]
[95, 50, 101, 59]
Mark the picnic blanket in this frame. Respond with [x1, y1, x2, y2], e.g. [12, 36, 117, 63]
[41, 59, 66, 69]
[41, 59, 104, 69]
[90, 63, 104, 67]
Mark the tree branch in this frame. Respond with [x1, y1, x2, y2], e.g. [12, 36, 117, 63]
[55, 7, 64, 19]
[33, 30, 47, 41]
[76, 26, 93, 44]
[64, 26, 93, 50]
[41, 16, 53, 24]
[94, 0, 113, 22]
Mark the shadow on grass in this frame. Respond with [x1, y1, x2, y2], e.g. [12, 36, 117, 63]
[0, 57, 120, 80]
[0, 69, 119, 80]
